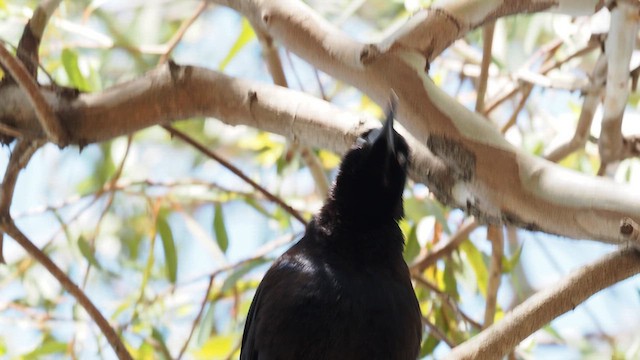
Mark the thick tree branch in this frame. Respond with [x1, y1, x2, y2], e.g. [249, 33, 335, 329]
[2, 58, 640, 243]
[210, 0, 639, 244]
[598, 1, 639, 173]
[445, 247, 640, 359]
[0, 44, 67, 145]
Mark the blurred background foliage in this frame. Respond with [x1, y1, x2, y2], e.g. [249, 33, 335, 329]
[0, 0, 639, 359]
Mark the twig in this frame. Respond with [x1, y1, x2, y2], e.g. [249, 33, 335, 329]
[0, 139, 42, 263]
[483, 39, 561, 115]
[1, 221, 132, 360]
[422, 315, 456, 348]
[158, 1, 208, 65]
[0, 43, 68, 146]
[545, 53, 607, 162]
[170, 232, 297, 292]
[15, 0, 62, 78]
[410, 218, 478, 273]
[254, 26, 330, 196]
[483, 224, 503, 328]
[475, 21, 495, 113]
[445, 247, 640, 360]
[483, 38, 579, 116]
[499, 85, 530, 134]
[163, 125, 307, 225]
[412, 274, 482, 330]
[81, 136, 133, 287]
[177, 275, 216, 359]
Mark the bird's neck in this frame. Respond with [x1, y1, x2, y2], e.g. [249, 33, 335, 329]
[311, 202, 405, 258]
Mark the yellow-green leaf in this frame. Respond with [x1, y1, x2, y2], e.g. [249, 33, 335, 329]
[157, 216, 178, 284]
[151, 327, 171, 360]
[61, 48, 91, 91]
[22, 339, 67, 359]
[77, 236, 102, 270]
[195, 334, 240, 360]
[219, 18, 256, 71]
[213, 203, 229, 253]
[403, 223, 420, 263]
[502, 243, 523, 273]
[460, 239, 488, 296]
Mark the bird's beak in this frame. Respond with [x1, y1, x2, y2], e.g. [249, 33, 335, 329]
[371, 92, 399, 183]
[380, 95, 397, 156]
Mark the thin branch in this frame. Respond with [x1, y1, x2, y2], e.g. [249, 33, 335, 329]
[0, 43, 67, 145]
[1, 220, 132, 360]
[445, 247, 640, 359]
[410, 218, 478, 273]
[412, 274, 482, 330]
[475, 21, 495, 113]
[483, 224, 503, 328]
[14, 0, 62, 78]
[163, 125, 308, 225]
[545, 52, 607, 162]
[254, 25, 331, 197]
[598, 1, 638, 172]
[0, 139, 42, 263]
[483, 39, 562, 116]
[176, 274, 216, 360]
[158, 1, 208, 65]
[422, 315, 456, 348]
[81, 136, 133, 287]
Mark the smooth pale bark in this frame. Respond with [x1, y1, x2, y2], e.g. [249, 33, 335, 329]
[1, 0, 636, 245]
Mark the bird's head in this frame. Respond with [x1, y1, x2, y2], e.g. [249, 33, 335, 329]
[328, 99, 409, 225]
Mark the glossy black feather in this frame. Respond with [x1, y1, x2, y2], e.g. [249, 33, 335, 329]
[241, 108, 422, 360]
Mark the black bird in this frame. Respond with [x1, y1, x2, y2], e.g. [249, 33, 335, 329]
[240, 99, 422, 360]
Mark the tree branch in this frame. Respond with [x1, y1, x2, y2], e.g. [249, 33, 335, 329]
[445, 247, 640, 359]
[0, 43, 68, 145]
[1, 221, 132, 360]
[163, 125, 308, 225]
[598, 1, 639, 173]
[14, 0, 62, 78]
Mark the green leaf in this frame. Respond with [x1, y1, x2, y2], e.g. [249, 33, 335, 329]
[443, 259, 459, 299]
[221, 259, 268, 294]
[157, 215, 178, 284]
[213, 203, 229, 253]
[151, 327, 172, 360]
[22, 339, 67, 359]
[77, 236, 103, 270]
[219, 18, 256, 70]
[460, 239, 488, 296]
[61, 48, 91, 91]
[244, 197, 272, 218]
[420, 334, 439, 357]
[403, 223, 420, 263]
[542, 324, 563, 341]
[502, 243, 523, 273]
[196, 303, 217, 346]
[77, 142, 116, 193]
[404, 197, 450, 233]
